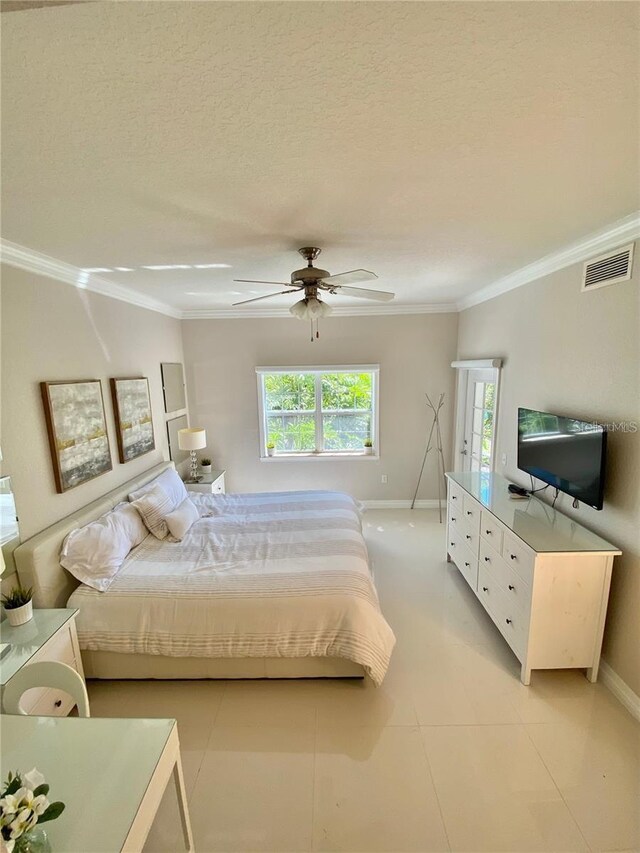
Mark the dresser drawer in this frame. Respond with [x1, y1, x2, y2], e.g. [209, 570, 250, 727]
[501, 530, 535, 586]
[18, 624, 77, 713]
[32, 624, 76, 667]
[478, 565, 528, 658]
[481, 510, 504, 552]
[447, 480, 464, 508]
[447, 504, 463, 531]
[449, 528, 478, 590]
[462, 494, 481, 532]
[29, 686, 76, 718]
[460, 520, 480, 557]
[479, 539, 532, 612]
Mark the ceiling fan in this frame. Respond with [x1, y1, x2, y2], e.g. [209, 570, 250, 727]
[232, 247, 394, 339]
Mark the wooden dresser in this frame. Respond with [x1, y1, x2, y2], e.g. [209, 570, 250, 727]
[445, 472, 621, 684]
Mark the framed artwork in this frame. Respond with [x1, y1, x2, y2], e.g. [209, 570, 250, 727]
[40, 380, 112, 493]
[110, 377, 156, 463]
[166, 414, 189, 465]
[161, 362, 186, 413]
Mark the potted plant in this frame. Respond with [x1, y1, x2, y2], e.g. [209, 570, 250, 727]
[266, 442, 275, 457]
[363, 439, 374, 456]
[1, 767, 65, 853]
[200, 457, 212, 474]
[1, 585, 33, 627]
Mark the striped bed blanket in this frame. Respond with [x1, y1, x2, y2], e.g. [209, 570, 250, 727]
[68, 490, 396, 685]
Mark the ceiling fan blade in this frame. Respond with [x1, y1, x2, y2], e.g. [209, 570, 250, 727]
[232, 289, 301, 307]
[329, 284, 395, 302]
[233, 279, 294, 286]
[321, 269, 378, 286]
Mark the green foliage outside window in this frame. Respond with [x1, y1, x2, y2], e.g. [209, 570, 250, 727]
[263, 371, 374, 453]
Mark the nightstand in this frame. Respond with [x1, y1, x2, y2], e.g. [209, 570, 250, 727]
[184, 469, 226, 495]
[0, 608, 85, 716]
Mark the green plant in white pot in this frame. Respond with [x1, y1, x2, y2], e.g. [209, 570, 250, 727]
[266, 442, 275, 457]
[363, 439, 374, 456]
[200, 456, 212, 474]
[1, 585, 34, 627]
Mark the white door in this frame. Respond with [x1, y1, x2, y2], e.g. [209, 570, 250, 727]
[453, 362, 501, 473]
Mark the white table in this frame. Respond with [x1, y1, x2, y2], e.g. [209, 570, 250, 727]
[184, 469, 225, 495]
[0, 715, 194, 852]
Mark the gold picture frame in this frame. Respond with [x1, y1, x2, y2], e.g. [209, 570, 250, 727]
[41, 379, 112, 493]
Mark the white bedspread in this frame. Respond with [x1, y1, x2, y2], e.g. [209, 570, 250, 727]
[68, 490, 395, 685]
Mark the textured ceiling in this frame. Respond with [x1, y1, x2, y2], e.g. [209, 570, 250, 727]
[1, 1, 638, 311]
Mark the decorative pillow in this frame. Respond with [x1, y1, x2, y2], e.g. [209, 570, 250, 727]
[131, 483, 173, 539]
[128, 468, 188, 513]
[164, 497, 200, 541]
[60, 502, 148, 592]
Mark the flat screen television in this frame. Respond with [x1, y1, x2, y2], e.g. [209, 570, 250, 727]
[517, 408, 607, 510]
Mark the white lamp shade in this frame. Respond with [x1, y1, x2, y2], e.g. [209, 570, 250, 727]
[178, 428, 207, 451]
[289, 297, 332, 321]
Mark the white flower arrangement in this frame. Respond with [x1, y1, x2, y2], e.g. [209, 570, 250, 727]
[0, 769, 64, 853]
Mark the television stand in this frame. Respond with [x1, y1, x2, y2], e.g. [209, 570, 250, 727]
[445, 472, 621, 685]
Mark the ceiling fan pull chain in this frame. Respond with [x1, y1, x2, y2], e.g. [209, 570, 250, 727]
[310, 319, 314, 342]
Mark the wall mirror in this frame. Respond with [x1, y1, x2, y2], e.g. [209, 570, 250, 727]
[161, 363, 186, 413]
[167, 415, 189, 465]
[0, 476, 20, 576]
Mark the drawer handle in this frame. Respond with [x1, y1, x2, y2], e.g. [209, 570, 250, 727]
[450, 542, 455, 547]
[510, 554, 517, 560]
[466, 511, 473, 516]
[451, 517, 456, 522]
[508, 584, 515, 591]
[485, 529, 492, 534]
[464, 562, 470, 567]
[484, 556, 490, 562]
[54, 699, 62, 708]
[465, 535, 471, 540]
[482, 586, 489, 592]
[505, 618, 513, 625]
[452, 496, 457, 500]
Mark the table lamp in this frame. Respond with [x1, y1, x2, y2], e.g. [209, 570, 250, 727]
[178, 428, 207, 483]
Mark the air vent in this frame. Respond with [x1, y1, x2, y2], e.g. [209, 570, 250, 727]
[582, 243, 634, 292]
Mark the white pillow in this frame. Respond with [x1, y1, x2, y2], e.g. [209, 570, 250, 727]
[164, 498, 199, 541]
[129, 468, 188, 512]
[131, 483, 173, 540]
[60, 502, 148, 592]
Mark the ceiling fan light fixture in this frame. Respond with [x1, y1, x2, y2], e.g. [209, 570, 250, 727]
[289, 297, 332, 320]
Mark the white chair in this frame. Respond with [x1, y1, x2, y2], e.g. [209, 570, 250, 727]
[3, 661, 91, 717]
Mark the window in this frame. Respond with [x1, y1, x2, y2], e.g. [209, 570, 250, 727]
[469, 379, 495, 473]
[256, 366, 379, 458]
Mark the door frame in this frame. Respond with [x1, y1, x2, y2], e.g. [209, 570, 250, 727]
[451, 359, 502, 473]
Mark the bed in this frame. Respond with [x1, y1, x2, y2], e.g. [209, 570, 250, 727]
[14, 463, 395, 684]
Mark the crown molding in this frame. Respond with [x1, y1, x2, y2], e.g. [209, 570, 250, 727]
[3, 212, 637, 321]
[458, 211, 640, 311]
[0, 239, 182, 319]
[181, 302, 458, 319]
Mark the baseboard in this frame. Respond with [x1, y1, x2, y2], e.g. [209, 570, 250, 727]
[361, 499, 445, 509]
[599, 660, 640, 721]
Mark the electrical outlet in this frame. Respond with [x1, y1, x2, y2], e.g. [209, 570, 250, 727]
[501, 453, 507, 467]
[381, 474, 388, 484]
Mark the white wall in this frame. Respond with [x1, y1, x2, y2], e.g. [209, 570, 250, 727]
[457, 260, 640, 694]
[181, 313, 459, 502]
[1, 267, 185, 545]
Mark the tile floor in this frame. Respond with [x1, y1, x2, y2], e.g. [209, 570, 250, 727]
[87, 509, 640, 853]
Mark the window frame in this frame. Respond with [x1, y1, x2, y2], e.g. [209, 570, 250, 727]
[256, 364, 380, 460]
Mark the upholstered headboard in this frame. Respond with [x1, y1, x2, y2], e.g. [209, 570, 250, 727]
[14, 462, 175, 608]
